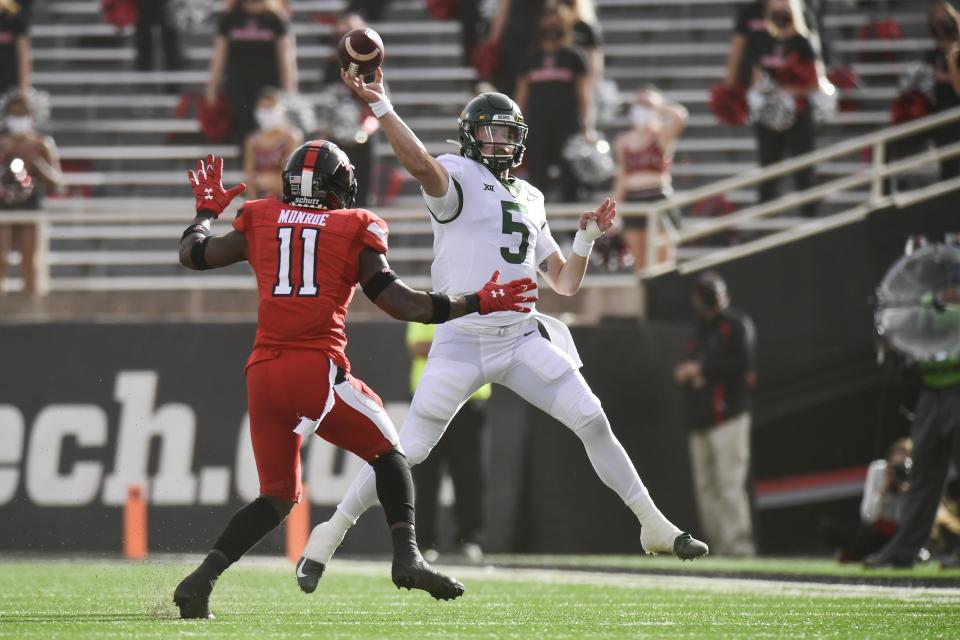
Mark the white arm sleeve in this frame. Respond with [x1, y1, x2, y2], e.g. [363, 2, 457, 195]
[534, 221, 562, 266]
[422, 175, 463, 222]
[860, 460, 887, 524]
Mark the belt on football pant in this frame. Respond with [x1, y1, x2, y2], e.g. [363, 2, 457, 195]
[451, 318, 534, 337]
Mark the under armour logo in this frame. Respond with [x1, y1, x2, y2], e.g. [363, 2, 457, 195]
[203, 187, 213, 200]
[483, 183, 495, 192]
[490, 289, 505, 298]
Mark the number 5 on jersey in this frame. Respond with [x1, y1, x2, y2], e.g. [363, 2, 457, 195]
[500, 201, 530, 265]
[274, 226, 319, 297]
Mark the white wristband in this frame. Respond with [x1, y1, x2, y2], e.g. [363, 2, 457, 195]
[572, 229, 594, 258]
[370, 97, 394, 118]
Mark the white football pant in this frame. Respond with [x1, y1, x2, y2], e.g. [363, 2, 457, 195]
[303, 317, 681, 564]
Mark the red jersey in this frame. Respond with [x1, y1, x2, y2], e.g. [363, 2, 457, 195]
[232, 198, 389, 372]
[623, 140, 670, 176]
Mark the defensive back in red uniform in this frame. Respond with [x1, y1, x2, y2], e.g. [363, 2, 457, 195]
[234, 197, 388, 372]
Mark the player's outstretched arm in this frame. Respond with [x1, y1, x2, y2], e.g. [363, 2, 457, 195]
[358, 249, 537, 323]
[341, 68, 450, 197]
[539, 198, 616, 296]
[179, 155, 248, 270]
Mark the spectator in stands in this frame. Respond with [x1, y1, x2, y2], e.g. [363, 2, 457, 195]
[925, 0, 960, 179]
[674, 272, 757, 557]
[134, 0, 183, 81]
[319, 12, 379, 207]
[243, 88, 302, 200]
[11, 0, 27, 21]
[745, 0, 819, 217]
[725, 0, 768, 89]
[0, 91, 62, 295]
[612, 87, 687, 273]
[515, 3, 591, 202]
[408, 323, 491, 564]
[224, 0, 290, 13]
[207, 0, 297, 145]
[559, 0, 603, 87]
[346, 0, 393, 22]
[485, 0, 546, 97]
[454, 0, 481, 67]
[0, 0, 30, 97]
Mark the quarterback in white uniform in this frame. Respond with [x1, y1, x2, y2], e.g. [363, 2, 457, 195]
[296, 68, 708, 590]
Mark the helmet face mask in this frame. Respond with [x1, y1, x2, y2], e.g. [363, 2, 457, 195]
[281, 140, 358, 210]
[458, 93, 528, 173]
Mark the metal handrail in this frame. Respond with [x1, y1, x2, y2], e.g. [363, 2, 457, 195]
[631, 106, 960, 275]
[630, 106, 960, 221]
[9, 108, 960, 294]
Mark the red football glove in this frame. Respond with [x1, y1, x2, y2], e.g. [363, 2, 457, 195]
[187, 154, 246, 218]
[474, 270, 538, 315]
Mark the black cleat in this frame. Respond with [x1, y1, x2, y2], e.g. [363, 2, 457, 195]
[673, 533, 709, 561]
[173, 569, 216, 619]
[392, 559, 465, 601]
[296, 556, 326, 594]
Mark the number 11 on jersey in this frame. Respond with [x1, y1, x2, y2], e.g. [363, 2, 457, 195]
[273, 227, 319, 297]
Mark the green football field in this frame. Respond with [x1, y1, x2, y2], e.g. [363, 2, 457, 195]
[1, 556, 958, 639]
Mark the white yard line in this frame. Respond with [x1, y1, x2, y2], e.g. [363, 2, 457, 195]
[325, 560, 960, 604]
[9, 555, 960, 603]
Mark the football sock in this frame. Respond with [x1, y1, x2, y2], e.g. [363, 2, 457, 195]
[338, 463, 380, 522]
[211, 497, 283, 567]
[371, 449, 416, 527]
[575, 413, 681, 540]
[303, 511, 353, 564]
[574, 412, 648, 506]
[390, 522, 421, 560]
[194, 550, 230, 582]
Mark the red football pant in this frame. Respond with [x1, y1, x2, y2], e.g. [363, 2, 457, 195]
[246, 348, 398, 502]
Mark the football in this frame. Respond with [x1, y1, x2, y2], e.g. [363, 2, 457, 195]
[337, 28, 385, 78]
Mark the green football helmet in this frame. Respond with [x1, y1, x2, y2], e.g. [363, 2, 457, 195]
[458, 92, 528, 173]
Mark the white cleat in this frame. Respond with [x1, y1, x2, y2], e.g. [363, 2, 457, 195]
[639, 520, 684, 555]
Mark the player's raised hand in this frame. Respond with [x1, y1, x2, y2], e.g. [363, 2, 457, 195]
[474, 270, 538, 315]
[342, 67, 387, 104]
[578, 197, 617, 241]
[187, 154, 246, 218]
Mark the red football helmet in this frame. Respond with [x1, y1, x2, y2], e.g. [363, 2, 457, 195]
[281, 140, 357, 210]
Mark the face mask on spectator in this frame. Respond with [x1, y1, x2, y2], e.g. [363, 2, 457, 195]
[5, 116, 33, 135]
[630, 106, 654, 127]
[255, 106, 285, 130]
[770, 11, 793, 29]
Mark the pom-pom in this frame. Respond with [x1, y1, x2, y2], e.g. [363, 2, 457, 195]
[708, 82, 748, 127]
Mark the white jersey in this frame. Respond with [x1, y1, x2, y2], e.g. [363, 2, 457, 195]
[422, 153, 561, 328]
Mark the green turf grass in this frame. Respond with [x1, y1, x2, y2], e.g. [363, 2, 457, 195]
[488, 554, 960, 581]
[0, 558, 957, 639]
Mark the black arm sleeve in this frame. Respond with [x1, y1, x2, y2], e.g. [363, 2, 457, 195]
[362, 268, 399, 302]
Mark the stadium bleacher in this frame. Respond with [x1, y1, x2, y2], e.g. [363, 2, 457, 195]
[33, 0, 930, 194]
[0, 0, 938, 301]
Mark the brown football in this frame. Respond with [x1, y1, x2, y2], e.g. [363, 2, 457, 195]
[337, 28, 385, 78]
